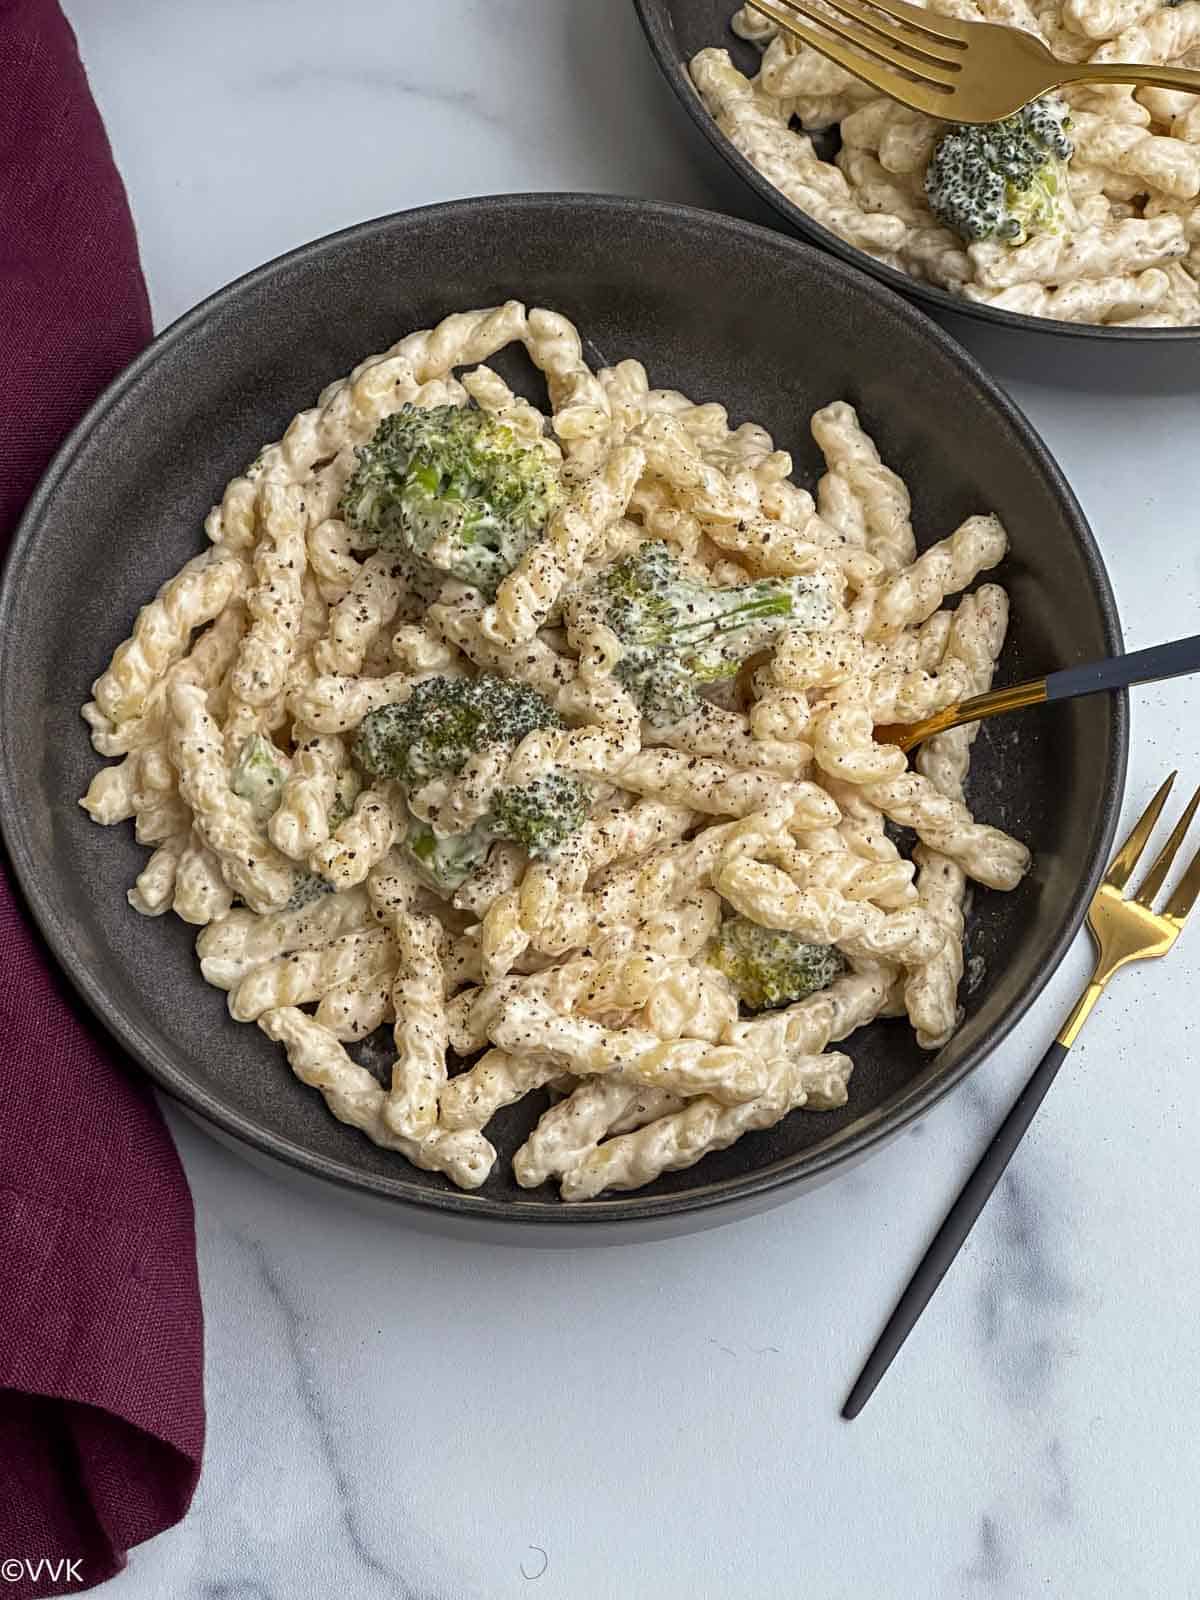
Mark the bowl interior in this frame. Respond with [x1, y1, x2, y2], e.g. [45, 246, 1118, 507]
[0, 196, 1125, 1226]
[634, 0, 1200, 354]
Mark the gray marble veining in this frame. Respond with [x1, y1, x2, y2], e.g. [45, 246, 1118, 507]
[63, 2, 1200, 1597]
[251, 67, 515, 133]
[224, 1228, 463, 1600]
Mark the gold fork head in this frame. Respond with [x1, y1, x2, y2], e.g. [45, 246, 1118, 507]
[1056, 774, 1200, 1046]
[746, 0, 1200, 125]
[746, 0, 1044, 121]
[1086, 773, 1200, 980]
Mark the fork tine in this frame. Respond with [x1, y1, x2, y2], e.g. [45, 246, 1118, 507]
[1162, 826, 1200, 925]
[799, 0, 977, 42]
[783, 0, 965, 66]
[1133, 781, 1200, 909]
[745, 1, 956, 109]
[1104, 772, 1176, 893]
[748, 0, 961, 90]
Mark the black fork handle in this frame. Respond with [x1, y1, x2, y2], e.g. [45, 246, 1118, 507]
[841, 1038, 1071, 1420]
[1047, 633, 1200, 704]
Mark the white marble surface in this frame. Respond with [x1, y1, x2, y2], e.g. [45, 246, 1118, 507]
[64, 2, 1200, 1596]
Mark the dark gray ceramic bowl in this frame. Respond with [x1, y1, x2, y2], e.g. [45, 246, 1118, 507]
[0, 195, 1126, 1242]
[634, 0, 1200, 385]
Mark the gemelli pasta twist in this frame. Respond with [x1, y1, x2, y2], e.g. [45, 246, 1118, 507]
[903, 586, 1011, 1046]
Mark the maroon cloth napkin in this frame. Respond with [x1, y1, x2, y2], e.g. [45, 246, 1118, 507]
[1, 2, 205, 1594]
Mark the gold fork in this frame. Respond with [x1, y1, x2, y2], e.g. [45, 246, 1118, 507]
[843, 772, 1200, 1418]
[876, 633, 1200, 755]
[875, 676, 1049, 753]
[748, 0, 1200, 122]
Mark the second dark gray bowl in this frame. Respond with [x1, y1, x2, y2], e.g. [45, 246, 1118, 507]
[635, 0, 1200, 386]
[0, 195, 1126, 1240]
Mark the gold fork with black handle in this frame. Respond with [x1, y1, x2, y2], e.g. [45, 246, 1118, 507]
[877, 633, 1200, 753]
[844, 772, 1200, 1418]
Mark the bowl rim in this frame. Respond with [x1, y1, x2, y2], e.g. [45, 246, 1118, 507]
[0, 192, 1128, 1228]
[632, 0, 1200, 346]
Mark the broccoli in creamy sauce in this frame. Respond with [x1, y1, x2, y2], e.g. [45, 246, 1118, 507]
[340, 403, 561, 595]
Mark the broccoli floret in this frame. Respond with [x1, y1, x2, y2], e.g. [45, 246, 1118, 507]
[354, 674, 590, 882]
[925, 98, 1074, 245]
[285, 872, 335, 911]
[588, 540, 834, 726]
[405, 816, 494, 892]
[327, 767, 362, 832]
[710, 916, 846, 1012]
[340, 404, 561, 595]
[231, 734, 289, 822]
[403, 771, 588, 881]
[489, 771, 591, 858]
[353, 674, 564, 786]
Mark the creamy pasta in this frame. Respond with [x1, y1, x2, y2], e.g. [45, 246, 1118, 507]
[689, 5, 1200, 326]
[80, 303, 1029, 1200]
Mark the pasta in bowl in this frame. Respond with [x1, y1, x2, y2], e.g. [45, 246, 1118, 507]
[0, 198, 1124, 1232]
[81, 299, 1031, 1202]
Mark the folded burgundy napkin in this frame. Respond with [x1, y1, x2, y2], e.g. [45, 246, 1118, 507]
[0, 2, 205, 1594]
